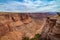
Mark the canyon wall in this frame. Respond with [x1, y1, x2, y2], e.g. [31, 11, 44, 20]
[0, 12, 58, 40]
[41, 16, 60, 40]
[0, 13, 44, 40]
[0, 13, 32, 40]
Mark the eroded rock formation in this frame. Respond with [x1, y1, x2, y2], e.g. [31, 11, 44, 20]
[0, 13, 44, 40]
[41, 16, 60, 40]
[0, 13, 32, 40]
[0, 12, 58, 40]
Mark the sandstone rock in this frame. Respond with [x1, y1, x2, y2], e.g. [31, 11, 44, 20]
[0, 13, 32, 40]
[0, 31, 23, 40]
[41, 16, 60, 40]
[0, 23, 9, 38]
[0, 12, 55, 40]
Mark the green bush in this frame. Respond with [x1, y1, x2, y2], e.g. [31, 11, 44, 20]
[22, 37, 30, 40]
[22, 34, 42, 40]
[30, 38, 36, 40]
[30, 34, 42, 40]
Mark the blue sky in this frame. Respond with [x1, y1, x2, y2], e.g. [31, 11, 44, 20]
[0, 0, 60, 12]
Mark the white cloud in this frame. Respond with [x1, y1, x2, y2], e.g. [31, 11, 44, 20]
[0, 0, 59, 12]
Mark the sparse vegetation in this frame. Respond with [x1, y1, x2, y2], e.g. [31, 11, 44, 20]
[22, 37, 30, 40]
[33, 34, 42, 40]
[22, 34, 42, 40]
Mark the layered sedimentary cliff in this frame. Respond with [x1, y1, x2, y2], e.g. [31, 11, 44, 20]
[0, 13, 32, 40]
[0, 13, 44, 40]
[41, 16, 60, 40]
[0, 12, 58, 40]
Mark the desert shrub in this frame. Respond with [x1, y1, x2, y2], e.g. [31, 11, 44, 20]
[22, 37, 29, 40]
[22, 34, 42, 40]
[30, 34, 42, 40]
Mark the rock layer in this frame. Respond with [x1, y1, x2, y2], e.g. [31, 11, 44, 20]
[41, 16, 60, 40]
[0, 13, 32, 40]
[0, 13, 44, 40]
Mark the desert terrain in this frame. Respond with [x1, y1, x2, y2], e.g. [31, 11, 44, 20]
[0, 12, 60, 40]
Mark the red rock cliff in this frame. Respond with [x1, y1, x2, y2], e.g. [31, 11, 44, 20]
[0, 13, 32, 40]
[41, 16, 60, 40]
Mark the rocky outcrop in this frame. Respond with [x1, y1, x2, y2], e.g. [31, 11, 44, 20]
[41, 16, 60, 40]
[0, 31, 23, 40]
[0, 12, 57, 40]
[0, 13, 32, 40]
[0, 13, 44, 40]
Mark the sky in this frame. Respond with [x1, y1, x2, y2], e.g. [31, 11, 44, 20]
[0, 0, 60, 12]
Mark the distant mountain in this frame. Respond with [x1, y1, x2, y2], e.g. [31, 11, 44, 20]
[29, 13, 56, 20]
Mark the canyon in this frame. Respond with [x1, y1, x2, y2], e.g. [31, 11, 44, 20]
[0, 12, 60, 40]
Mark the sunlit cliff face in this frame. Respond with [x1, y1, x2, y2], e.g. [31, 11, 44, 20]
[0, 13, 32, 40]
[0, 0, 60, 12]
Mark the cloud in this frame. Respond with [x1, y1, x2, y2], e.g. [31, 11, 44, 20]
[0, 0, 60, 12]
